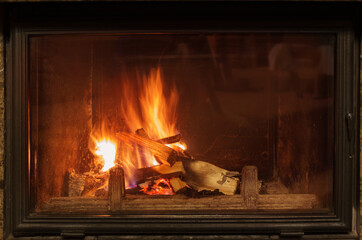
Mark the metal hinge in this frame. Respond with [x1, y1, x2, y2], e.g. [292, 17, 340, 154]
[61, 230, 85, 240]
[279, 230, 304, 239]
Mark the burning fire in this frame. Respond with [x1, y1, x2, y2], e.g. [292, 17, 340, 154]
[95, 140, 117, 172]
[90, 67, 186, 194]
[90, 123, 118, 172]
[121, 67, 180, 139]
[119, 67, 186, 187]
[140, 178, 174, 195]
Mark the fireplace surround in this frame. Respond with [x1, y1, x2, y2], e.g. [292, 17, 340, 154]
[3, 2, 360, 239]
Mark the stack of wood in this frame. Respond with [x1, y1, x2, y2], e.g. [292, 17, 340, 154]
[58, 128, 321, 211]
[116, 128, 240, 195]
[64, 128, 240, 198]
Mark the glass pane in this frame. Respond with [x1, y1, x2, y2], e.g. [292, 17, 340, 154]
[29, 33, 334, 213]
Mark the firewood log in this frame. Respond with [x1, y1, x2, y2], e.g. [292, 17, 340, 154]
[182, 160, 239, 195]
[157, 133, 182, 144]
[64, 169, 108, 197]
[64, 169, 87, 197]
[135, 128, 150, 138]
[169, 177, 188, 192]
[135, 128, 164, 166]
[109, 166, 125, 211]
[135, 128, 184, 165]
[81, 175, 107, 197]
[136, 128, 182, 144]
[116, 132, 178, 166]
[135, 161, 185, 183]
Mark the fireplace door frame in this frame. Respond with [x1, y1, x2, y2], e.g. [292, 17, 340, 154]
[4, 2, 360, 239]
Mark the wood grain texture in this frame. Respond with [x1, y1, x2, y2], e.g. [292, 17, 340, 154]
[36, 193, 319, 214]
[117, 132, 176, 166]
[109, 167, 125, 211]
[241, 166, 258, 209]
[183, 160, 239, 195]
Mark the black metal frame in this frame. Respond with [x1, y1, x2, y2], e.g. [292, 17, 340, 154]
[4, 2, 360, 239]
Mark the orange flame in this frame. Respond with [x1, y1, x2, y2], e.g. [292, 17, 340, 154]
[95, 140, 117, 172]
[121, 67, 179, 139]
[140, 178, 174, 195]
[138, 68, 178, 139]
[119, 67, 186, 187]
[90, 67, 186, 190]
[90, 124, 117, 172]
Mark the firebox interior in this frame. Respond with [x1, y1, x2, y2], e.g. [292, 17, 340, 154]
[28, 33, 334, 213]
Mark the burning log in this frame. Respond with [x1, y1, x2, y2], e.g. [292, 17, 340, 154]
[139, 178, 174, 195]
[157, 133, 182, 144]
[135, 161, 185, 183]
[183, 160, 239, 195]
[136, 128, 182, 145]
[108, 166, 125, 211]
[116, 132, 178, 166]
[135, 128, 150, 138]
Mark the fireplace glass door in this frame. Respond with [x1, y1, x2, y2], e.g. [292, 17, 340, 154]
[28, 33, 334, 214]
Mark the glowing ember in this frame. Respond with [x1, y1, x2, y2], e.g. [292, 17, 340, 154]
[95, 140, 117, 172]
[140, 178, 174, 195]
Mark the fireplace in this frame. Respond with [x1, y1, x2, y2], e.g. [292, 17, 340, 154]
[5, 2, 359, 239]
[30, 32, 334, 211]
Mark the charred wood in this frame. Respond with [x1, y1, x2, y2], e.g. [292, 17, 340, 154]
[157, 133, 182, 144]
[136, 128, 182, 144]
[178, 188, 224, 198]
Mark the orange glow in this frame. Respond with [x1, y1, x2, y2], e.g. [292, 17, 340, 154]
[95, 140, 117, 172]
[138, 68, 178, 140]
[118, 67, 183, 187]
[89, 123, 118, 172]
[121, 67, 179, 139]
[90, 67, 184, 192]
[140, 178, 174, 195]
